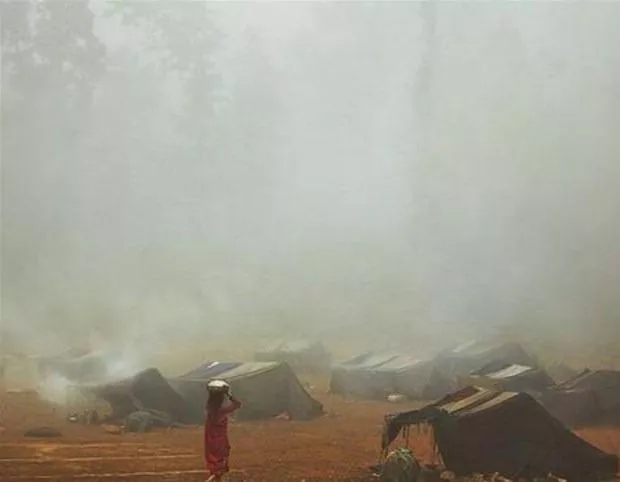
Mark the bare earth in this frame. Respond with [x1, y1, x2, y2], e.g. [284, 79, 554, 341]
[1, 388, 619, 482]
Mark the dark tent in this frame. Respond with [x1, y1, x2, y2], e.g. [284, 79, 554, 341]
[330, 352, 452, 400]
[541, 369, 620, 427]
[541, 389, 602, 428]
[254, 340, 331, 373]
[168, 361, 323, 422]
[462, 363, 554, 393]
[433, 341, 537, 379]
[382, 386, 618, 481]
[558, 369, 620, 392]
[88, 368, 192, 423]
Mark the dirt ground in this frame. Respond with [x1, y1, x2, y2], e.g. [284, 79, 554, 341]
[1, 385, 619, 482]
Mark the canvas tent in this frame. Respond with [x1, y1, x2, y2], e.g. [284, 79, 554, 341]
[541, 369, 620, 427]
[382, 386, 618, 481]
[37, 350, 109, 383]
[433, 341, 537, 379]
[330, 352, 453, 400]
[87, 368, 192, 423]
[558, 369, 620, 392]
[254, 340, 330, 372]
[546, 362, 579, 385]
[330, 352, 399, 397]
[461, 362, 554, 393]
[168, 361, 323, 422]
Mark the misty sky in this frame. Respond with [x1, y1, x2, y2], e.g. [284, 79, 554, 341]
[1, 1, 620, 355]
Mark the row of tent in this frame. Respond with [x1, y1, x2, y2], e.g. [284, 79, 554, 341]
[85, 360, 323, 424]
[29, 338, 620, 429]
[382, 385, 619, 482]
[20, 338, 330, 388]
[330, 341, 541, 400]
[21, 342, 326, 425]
[330, 340, 620, 428]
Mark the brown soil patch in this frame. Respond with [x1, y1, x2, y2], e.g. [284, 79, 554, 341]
[1, 388, 618, 481]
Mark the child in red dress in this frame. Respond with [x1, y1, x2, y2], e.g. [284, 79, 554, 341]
[204, 382, 241, 482]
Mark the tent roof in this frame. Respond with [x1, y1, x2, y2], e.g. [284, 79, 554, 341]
[180, 361, 242, 380]
[372, 356, 426, 372]
[432, 386, 496, 415]
[559, 370, 620, 391]
[179, 361, 282, 382]
[461, 390, 520, 415]
[448, 340, 491, 356]
[337, 352, 372, 367]
[385, 383, 614, 432]
[335, 352, 401, 370]
[434, 341, 538, 379]
[550, 370, 620, 421]
[546, 362, 579, 384]
[218, 362, 279, 379]
[440, 341, 529, 359]
[171, 359, 323, 421]
[483, 364, 535, 380]
[383, 386, 619, 480]
[88, 368, 192, 423]
[384, 386, 549, 430]
[465, 362, 554, 395]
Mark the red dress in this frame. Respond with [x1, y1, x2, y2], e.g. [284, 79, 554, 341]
[204, 397, 241, 476]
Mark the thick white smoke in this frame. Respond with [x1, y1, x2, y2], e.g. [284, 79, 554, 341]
[1, 1, 619, 363]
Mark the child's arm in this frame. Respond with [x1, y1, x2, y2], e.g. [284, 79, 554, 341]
[220, 394, 241, 415]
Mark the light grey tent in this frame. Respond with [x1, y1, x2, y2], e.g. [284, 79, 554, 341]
[254, 340, 331, 373]
[330, 352, 452, 400]
[168, 361, 323, 422]
[330, 352, 400, 397]
[368, 355, 454, 400]
[433, 341, 537, 379]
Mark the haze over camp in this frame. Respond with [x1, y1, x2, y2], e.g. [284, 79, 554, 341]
[1, 1, 619, 481]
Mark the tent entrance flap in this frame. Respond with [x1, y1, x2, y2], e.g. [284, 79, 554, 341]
[382, 387, 619, 481]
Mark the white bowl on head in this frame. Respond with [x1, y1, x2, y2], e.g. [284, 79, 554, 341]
[207, 379, 230, 392]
